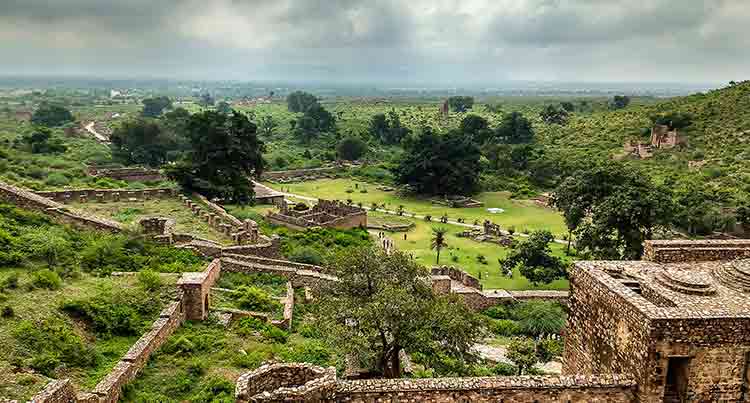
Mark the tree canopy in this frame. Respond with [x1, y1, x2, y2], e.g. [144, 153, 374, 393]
[337, 136, 367, 161]
[15, 127, 67, 154]
[539, 105, 569, 125]
[395, 127, 481, 195]
[293, 104, 336, 143]
[494, 112, 534, 144]
[447, 96, 474, 113]
[316, 246, 485, 378]
[368, 111, 411, 145]
[110, 119, 177, 167]
[500, 230, 567, 285]
[142, 97, 172, 118]
[609, 95, 631, 110]
[287, 91, 319, 113]
[31, 103, 74, 127]
[459, 115, 491, 141]
[166, 110, 265, 203]
[552, 162, 674, 259]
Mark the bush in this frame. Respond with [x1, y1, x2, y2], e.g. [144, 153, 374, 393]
[261, 325, 289, 344]
[231, 286, 281, 312]
[1, 273, 20, 290]
[30, 269, 62, 290]
[489, 319, 521, 337]
[491, 362, 518, 375]
[483, 305, 512, 320]
[137, 269, 162, 291]
[190, 376, 235, 403]
[288, 246, 323, 265]
[12, 319, 98, 376]
[1, 305, 13, 318]
[279, 340, 331, 366]
[537, 338, 564, 362]
[61, 289, 154, 337]
[232, 350, 265, 369]
[44, 172, 71, 187]
[235, 317, 268, 336]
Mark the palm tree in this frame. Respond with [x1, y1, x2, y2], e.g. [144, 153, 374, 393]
[431, 227, 449, 265]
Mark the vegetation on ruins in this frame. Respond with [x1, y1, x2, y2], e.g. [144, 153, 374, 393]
[500, 230, 567, 285]
[30, 102, 74, 127]
[166, 110, 265, 203]
[395, 127, 481, 195]
[552, 161, 674, 259]
[316, 246, 486, 378]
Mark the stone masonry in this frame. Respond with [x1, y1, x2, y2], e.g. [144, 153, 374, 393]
[267, 199, 367, 230]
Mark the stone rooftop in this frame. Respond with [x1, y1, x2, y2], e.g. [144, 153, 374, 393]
[576, 258, 750, 319]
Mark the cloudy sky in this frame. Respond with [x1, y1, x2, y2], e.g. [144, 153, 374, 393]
[1, 0, 748, 84]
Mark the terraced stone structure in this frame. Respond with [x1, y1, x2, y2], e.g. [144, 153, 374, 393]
[267, 199, 367, 230]
[565, 239, 750, 402]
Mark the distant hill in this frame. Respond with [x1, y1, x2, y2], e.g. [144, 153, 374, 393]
[540, 81, 750, 205]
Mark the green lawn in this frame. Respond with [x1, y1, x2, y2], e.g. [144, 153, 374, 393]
[69, 199, 232, 244]
[270, 178, 567, 236]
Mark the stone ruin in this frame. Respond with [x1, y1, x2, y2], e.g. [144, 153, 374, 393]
[457, 220, 513, 246]
[266, 199, 367, 230]
[85, 164, 165, 182]
[430, 195, 484, 208]
[624, 124, 685, 159]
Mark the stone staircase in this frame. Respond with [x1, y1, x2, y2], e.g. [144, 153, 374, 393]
[712, 260, 750, 293]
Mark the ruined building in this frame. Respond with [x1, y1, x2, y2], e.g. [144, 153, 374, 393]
[266, 199, 367, 230]
[565, 239, 750, 402]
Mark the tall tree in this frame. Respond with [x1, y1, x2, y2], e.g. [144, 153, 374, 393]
[316, 246, 485, 378]
[552, 162, 674, 259]
[447, 96, 475, 113]
[31, 103, 74, 127]
[216, 101, 232, 114]
[431, 227, 448, 265]
[110, 119, 176, 167]
[258, 116, 279, 137]
[166, 111, 265, 203]
[16, 127, 67, 154]
[500, 230, 567, 285]
[395, 128, 481, 195]
[609, 95, 631, 110]
[459, 114, 491, 141]
[337, 136, 368, 161]
[286, 91, 319, 113]
[539, 105, 569, 125]
[141, 97, 172, 118]
[495, 112, 534, 144]
[199, 93, 215, 107]
[368, 112, 411, 145]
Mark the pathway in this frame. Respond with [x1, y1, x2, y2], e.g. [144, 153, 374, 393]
[84, 121, 110, 143]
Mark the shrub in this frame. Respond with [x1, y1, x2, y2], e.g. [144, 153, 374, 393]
[190, 376, 235, 403]
[476, 254, 488, 265]
[514, 301, 566, 337]
[1, 273, 20, 290]
[288, 246, 323, 265]
[61, 290, 153, 337]
[1, 305, 13, 318]
[30, 269, 62, 290]
[489, 319, 521, 337]
[491, 362, 517, 376]
[12, 319, 98, 376]
[232, 351, 266, 369]
[137, 269, 162, 291]
[279, 340, 331, 365]
[44, 172, 71, 187]
[537, 338, 564, 363]
[231, 286, 281, 312]
[235, 317, 268, 336]
[164, 336, 197, 355]
[483, 305, 512, 320]
[261, 325, 289, 344]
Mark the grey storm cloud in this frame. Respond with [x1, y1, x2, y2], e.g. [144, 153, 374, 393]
[0, 0, 748, 83]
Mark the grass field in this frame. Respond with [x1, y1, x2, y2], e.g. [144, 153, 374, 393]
[271, 178, 567, 236]
[69, 199, 232, 244]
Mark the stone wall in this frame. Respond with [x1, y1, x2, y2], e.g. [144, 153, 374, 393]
[178, 259, 222, 320]
[562, 264, 652, 395]
[35, 188, 176, 203]
[221, 257, 337, 290]
[431, 266, 482, 290]
[643, 239, 750, 263]
[31, 379, 77, 403]
[86, 165, 165, 182]
[0, 180, 123, 233]
[235, 363, 337, 402]
[262, 166, 342, 182]
[223, 253, 325, 274]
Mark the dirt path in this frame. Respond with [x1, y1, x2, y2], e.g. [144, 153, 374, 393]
[84, 121, 109, 143]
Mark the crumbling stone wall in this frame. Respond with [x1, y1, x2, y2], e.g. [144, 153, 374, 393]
[36, 188, 175, 203]
[431, 266, 482, 290]
[235, 363, 337, 402]
[268, 199, 366, 230]
[178, 259, 222, 320]
[31, 379, 77, 403]
[220, 257, 336, 290]
[262, 166, 343, 182]
[643, 239, 750, 263]
[85, 165, 165, 182]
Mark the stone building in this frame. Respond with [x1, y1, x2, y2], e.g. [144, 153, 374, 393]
[564, 239, 750, 402]
[266, 199, 367, 230]
[650, 124, 682, 149]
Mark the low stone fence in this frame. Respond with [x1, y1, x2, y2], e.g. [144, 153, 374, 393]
[509, 290, 569, 304]
[193, 193, 244, 227]
[31, 379, 77, 403]
[86, 166, 165, 182]
[235, 365, 636, 402]
[0, 180, 123, 233]
[35, 188, 176, 203]
[235, 363, 337, 402]
[432, 266, 482, 290]
[223, 253, 325, 274]
[74, 294, 186, 403]
[644, 239, 750, 263]
[262, 166, 343, 182]
[221, 257, 336, 290]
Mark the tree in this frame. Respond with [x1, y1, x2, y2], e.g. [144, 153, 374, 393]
[539, 105, 569, 125]
[293, 104, 336, 143]
[552, 162, 674, 259]
[142, 97, 172, 117]
[316, 246, 485, 378]
[166, 110, 265, 203]
[560, 102, 575, 112]
[216, 101, 232, 114]
[459, 115, 491, 141]
[447, 96, 474, 113]
[495, 112, 534, 144]
[609, 95, 631, 110]
[258, 116, 279, 137]
[368, 112, 411, 145]
[514, 301, 566, 338]
[287, 91, 319, 113]
[110, 119, 176, 167]
[199, 93, 215, 107]
[737, 205, 750, 231]
[337, 137, 368, 161]
[431, 227, 448, 265]
[16, 127, 67, 154]
[31, 103, 74, 127]
[650, 112, 693, 130]
[501, 230, 567, 285]
[506, 337, 538, 375]
[395, 128, 481, 195]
